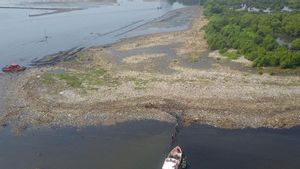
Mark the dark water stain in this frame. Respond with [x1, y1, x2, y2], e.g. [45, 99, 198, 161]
[109, 43, 179, 74]
[30, 47, 84, 67]
[179, 51, 257, 74]
[179, 51, 215, 70]
[0, 121, 174, 169]
[1, 121, 300, 169]
[178, 125, 300, 169]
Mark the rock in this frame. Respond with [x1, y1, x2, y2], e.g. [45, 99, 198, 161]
[1, 123, 8, 128]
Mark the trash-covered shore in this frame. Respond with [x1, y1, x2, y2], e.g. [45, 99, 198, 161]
[1, 7, 300, 131]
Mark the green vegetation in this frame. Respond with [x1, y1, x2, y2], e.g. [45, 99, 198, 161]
[125, 77, 150, 89]
[41, 73, 56, 85]
[133, 79, 149, 89]
[222, 51, 240, 60]
[41, 67, 120, 89]
[292, 38, 300, 50]
[201, 0, 300, 10]
[55, 73, 82, 88]
[203, 0, 300, 68]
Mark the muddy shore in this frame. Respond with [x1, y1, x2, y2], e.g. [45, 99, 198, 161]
[1, 7, 300, 130]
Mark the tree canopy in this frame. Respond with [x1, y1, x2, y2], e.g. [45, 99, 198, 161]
[203, 0, 300, 68]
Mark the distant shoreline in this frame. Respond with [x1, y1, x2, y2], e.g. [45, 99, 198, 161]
[0, 6, 83, 10]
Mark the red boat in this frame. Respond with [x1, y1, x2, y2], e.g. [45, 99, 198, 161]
[2, 64, 26, 73]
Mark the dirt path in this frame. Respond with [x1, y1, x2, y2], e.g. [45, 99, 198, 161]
[2, 7, 300, 130]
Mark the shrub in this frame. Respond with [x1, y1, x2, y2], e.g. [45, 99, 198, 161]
[291, 38, 300, 50]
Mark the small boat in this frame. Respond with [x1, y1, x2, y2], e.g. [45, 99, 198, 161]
[2, 64, 26, 73]
[162, 146, 183, 169]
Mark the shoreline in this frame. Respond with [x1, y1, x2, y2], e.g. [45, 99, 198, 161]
[1, 6, 300, 130]
[0, 6, 85, 17]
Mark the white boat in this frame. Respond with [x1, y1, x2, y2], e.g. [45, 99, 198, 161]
[162, 146, 183, 169]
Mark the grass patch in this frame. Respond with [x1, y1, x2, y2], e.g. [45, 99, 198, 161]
[41, 73, 56, 85]
[256, 67, 264, 75]
[126, 77, 151, 90]
[41, 67, 120, 89]
[223, 51, 240, 60]
[56, 73, 82, 88]
[41, 73, 83, 88]
[133, 79, 149, 89]
[90, 68, 107, 76]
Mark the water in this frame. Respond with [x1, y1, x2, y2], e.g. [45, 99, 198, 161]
[0, 0, 198, 68]
[0, 121, 174, 169]
[178, 125, 300, 169]
[1, 121, 300, 169]
[2, 1, 299, 168]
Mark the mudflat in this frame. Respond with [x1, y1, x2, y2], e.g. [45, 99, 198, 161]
[2, 7, 300, 130]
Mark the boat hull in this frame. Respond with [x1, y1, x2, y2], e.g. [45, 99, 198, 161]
[2, 66, 26, 73]
[162, 146, 183, 169]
